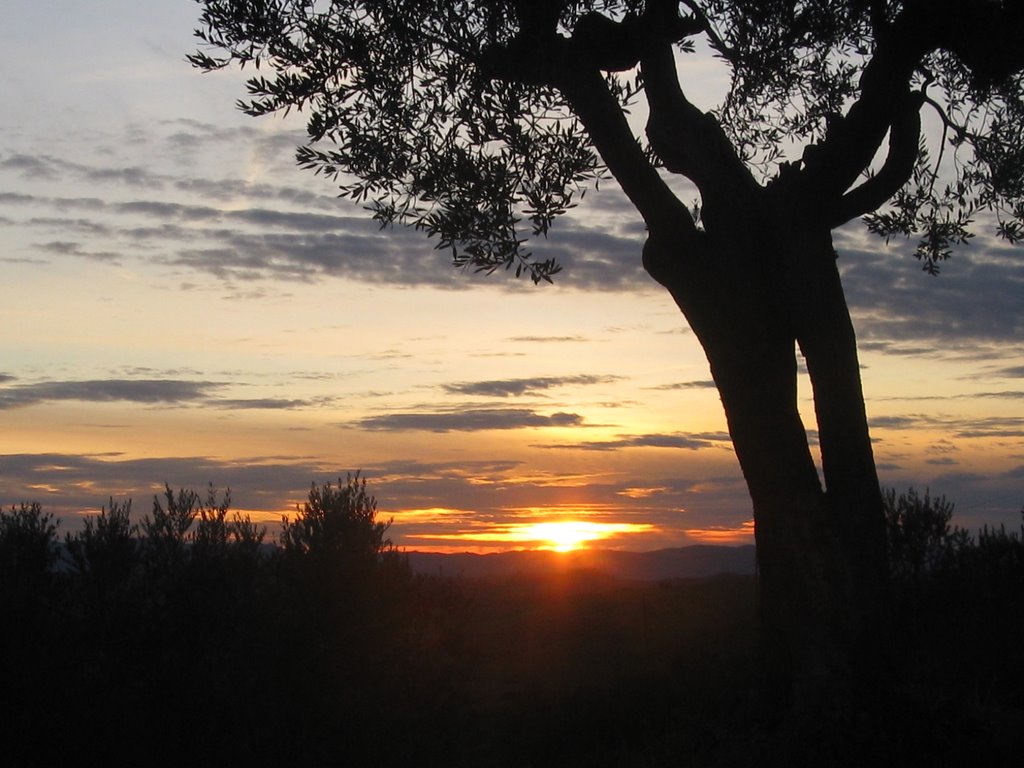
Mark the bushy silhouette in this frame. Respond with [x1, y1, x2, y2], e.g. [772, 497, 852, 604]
[0, 501, 59, 596]
[0, 504, 67, 767]
[883, 487, 965, 583]
[2, 482, 1022, 766]
[880, 489, 1024, 763]
[140, 484, 199, 578]
[280, 472, 392, 573]
[64, 498, 137, 595]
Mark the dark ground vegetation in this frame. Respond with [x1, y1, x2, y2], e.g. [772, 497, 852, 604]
[1, 480, 1022, 767]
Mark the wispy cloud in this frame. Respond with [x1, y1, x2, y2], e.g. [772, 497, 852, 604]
[506, 335, 588, 343]
[1, 136, 657, 294]
[1, 154, 61, 179]
[648, 380, 717, 390]
[992, 365, 1024, 378]
[536, 431, 733, 451]
[354, 408, 586, 432]
[216, 397, 329, 410]
[870, 413, 1024, 437]
[36, 240, 120, 262]
[442, 374, 621, 398]
[0, 378, 332, 412]
[840, 233, 1024, 345]
[0, 379, 221, 410]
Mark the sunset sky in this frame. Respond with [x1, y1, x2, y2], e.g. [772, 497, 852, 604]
[2, 0, 1022, 552]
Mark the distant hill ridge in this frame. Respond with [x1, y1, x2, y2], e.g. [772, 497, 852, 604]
[406, 544, 756, 581]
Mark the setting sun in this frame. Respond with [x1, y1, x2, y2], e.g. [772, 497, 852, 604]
[522, 521, 642, 552]
[407, 519, 655, 552]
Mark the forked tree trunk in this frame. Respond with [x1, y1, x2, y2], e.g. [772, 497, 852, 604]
[556, 43, 889, 702]
[644, 216, 888, 702]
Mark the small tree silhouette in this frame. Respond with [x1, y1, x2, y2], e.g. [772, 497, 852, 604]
[883, 487, 965, 583]
[280, 473, 393, 577]
[0, 502, 59, 578]
[65, 498, 138, 597]
[140, 485, 199, 579]
[190, 484, 232, 560]
[0, 502, 60, 618]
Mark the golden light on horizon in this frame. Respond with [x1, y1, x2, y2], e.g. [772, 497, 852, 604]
[407, 520, 654, 552]
[685, 519, 755, 544]
[523, 521, 619, 552]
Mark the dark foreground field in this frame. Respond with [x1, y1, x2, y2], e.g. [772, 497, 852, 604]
[4, 566, 1023, 767]
[2, 490, 1023, 766]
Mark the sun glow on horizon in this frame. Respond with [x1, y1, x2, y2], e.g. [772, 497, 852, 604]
[524, 521, 618, 552]
[406, 520, 654, 552]
[685, 519, 756, 544]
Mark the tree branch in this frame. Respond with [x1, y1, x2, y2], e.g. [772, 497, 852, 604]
[804, 0, 1024, 210]
[679, 0, 736, 62]
[640, 21, 759, 219]
[557, 58, 695, 239]
[477, 9, 696, 239]
[829, 91, 923, 227]
[799, 14, 924, 205]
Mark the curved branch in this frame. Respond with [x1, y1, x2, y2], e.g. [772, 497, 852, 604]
[807, 0, 1024, 208]
[801, 9, 927, 203]
[557, 58, 695, 239]
[679, 0, 736, 62]
[921, 93, 969, 145]
[829, 92, 923, 227]
[640, 20, 758, 213]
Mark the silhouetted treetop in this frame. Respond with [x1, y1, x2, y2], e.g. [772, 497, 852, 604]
[280, 473, 393, 571]
[191, 0, 1024, 277]
[0, 502, 59, 588]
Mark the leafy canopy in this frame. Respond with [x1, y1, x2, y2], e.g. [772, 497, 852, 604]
[191, 1, 1024, 277]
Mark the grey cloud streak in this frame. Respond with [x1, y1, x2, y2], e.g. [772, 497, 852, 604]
[837, 227, 1024, 346]
[991, 365, 1024, 378]
[536, 431, 734, 452]
[869, 413, 1024, 438]
[0, 379, 222, 409]
[442, 374, 621, 398]
[5, 133, 1022, 337]
[0, 452, 346, 521]
[354, 408, 586, 432]
[2, 142, 653, 293]
[0, 378, 331, 412]
[217, 398, 330, 410]
[649, 380, 717, 391]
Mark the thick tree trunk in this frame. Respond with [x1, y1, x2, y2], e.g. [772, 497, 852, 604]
[644, 217, 889, 702]
[554, 21, 889, 702]
[789, 232, 891, 691]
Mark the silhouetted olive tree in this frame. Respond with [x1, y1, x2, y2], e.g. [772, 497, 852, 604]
[140, 484, 200, 579]
[0, 502, 59, 583]
[65, 498, 138, 591]
[0, 502, 65, 763]
[280, 473, 398, 587]
[191, 0, 1024, 694]
[883, 487, 965, 583]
